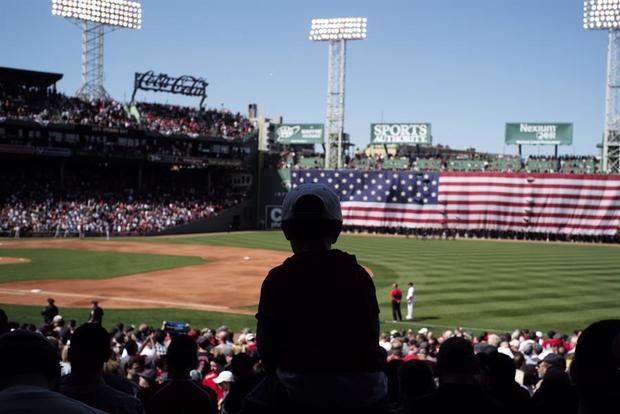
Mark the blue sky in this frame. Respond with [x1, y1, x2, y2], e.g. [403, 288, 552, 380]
[0, 0, 610, 156]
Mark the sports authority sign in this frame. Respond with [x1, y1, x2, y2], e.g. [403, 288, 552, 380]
[371, 123, 432, 144]
[505, 123, 573, 145]
[275, 124, 324, 144]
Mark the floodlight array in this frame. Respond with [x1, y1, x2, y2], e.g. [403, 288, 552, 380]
[309, 17, 367, 41]
[584, 0, 620, 30]
[52, 0, 142, 29]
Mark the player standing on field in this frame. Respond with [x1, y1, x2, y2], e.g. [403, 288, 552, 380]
[406, 282, 415, 320]
[390, 283, 402, 322]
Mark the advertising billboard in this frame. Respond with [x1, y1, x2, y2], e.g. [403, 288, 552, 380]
[370, 123, 432, 144]
[274, 124, 324, 144]
[505, 123, 573, 145]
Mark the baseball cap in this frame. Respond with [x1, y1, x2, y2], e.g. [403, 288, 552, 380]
[213, 370, 234, 384]
[138, 368, 157, 382]
[281, 183, 342, 223]
[52, 315, 63, 324]
[498, 346, 514, 359]
[542, 353, 566, 370]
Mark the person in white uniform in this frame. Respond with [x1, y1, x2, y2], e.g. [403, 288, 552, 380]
[406, 282, 415, 320]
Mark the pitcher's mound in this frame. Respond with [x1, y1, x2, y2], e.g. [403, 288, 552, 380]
[0, 257, 31, 265]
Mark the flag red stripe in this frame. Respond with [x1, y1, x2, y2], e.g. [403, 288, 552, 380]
[342, 205, 620, 213]
[439, 181, 620, 191]
[439, 171, 620, 180]
[439, 191, 620, 201]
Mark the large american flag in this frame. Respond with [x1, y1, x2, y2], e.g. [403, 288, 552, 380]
[290, 170, 620, 236]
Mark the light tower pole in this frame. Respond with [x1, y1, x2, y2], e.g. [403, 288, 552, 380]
[584, 0, 620, 173]
[52, 0, 142, 101]
[310, 17, 367, 169]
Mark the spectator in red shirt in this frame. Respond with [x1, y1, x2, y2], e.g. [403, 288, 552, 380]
[391, 283, 403, 322]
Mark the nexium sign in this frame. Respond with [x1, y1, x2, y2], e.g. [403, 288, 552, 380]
[505, 123, 573, 145]
[371, 123, 432, 144]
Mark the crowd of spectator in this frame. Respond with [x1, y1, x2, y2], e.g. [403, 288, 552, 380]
[0, 178, 245, 236]
[135, 102, 253, 140]
[0, 305, 618, 414]
[0, 86, 254, 141]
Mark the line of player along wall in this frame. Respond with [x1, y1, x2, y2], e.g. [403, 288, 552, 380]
[153, 200, 257, 235]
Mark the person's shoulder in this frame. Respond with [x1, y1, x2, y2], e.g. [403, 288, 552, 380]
[0, 386, 107, 414]
[261, 260, 290, 286]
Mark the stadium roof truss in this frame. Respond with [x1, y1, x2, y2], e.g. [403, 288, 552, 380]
[584, 0, 620, 173]
[51, 0, 142, 101]
[309, 18, 367, 170]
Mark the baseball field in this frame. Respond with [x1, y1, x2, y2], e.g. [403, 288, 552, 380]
[0, 232, 619, 334]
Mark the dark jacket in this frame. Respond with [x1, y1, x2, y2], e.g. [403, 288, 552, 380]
[256, 249, 386, 373]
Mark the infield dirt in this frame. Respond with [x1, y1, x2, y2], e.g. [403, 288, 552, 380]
[0, 257, 31, 265]
[0, 240, 290, 314]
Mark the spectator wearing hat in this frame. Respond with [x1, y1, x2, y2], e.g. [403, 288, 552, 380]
[145, 334, 217, 414]
[223, 353, 263, 414]
[534, 351, 565, 390]
[250, 183, 387, 412]
[202, 354, 226, 402]
[213, 370, 234, 411]
[0, 330, 106, 414]
[60, 323, 143, 414]
[41, 297, 59, 324]
[531, 352, 577, 413]
[136, 368, 157, 405]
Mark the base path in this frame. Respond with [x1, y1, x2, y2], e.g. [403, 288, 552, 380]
[0, 257, 31, 265]
[0, 240, 291, 314]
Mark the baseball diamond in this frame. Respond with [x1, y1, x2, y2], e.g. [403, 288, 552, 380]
[1, 232, 619, 334]
[2, 2, 620, 412]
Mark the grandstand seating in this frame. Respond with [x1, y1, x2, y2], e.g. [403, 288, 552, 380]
[413, 158, 442, 171]
[526, 158, 558, 173]
[381, 157, 410, 170]
[447, 158, 487, 172]
[490, 156, 522, 172]
[298, 155, 323, 169]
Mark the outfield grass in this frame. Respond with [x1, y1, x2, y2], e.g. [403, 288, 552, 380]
[0, 248, 204, 282]
[149, 232, 620, 334]
[2, 233, 619, 335]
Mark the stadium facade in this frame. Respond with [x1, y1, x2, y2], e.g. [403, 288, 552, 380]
[1, 66, 619, 242]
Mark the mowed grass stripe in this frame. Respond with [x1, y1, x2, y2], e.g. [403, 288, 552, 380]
[142, 232, 620, 333]
[0, 248, 204, 283]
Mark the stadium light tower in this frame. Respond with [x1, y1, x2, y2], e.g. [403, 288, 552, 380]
[309, 17, 367, 169]
[584, 0, 620, 173]
[52, 0, 142, 101]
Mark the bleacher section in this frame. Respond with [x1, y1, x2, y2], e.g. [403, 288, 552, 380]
[413, 158, 442, 171]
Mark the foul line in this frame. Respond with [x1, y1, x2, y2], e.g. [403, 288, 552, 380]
[0, 287, 250, 314]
